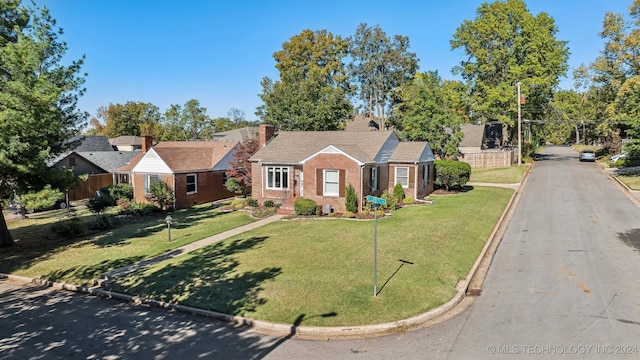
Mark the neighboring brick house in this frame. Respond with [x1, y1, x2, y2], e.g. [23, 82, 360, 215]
[115, 137, 239, 209]
[249, 125, 435, 213]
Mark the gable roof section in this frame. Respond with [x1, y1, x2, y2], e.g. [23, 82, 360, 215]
[459, 124, 485, 148]
[130, 141, 238, 173]
[389, 142, 435, 163]
[77, 151, 140, 173]
[250, 131, 398, 165]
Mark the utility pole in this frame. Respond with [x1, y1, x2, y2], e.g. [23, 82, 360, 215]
[517, 81, 522, 166]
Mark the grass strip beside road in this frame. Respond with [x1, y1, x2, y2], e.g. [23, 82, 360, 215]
[470, 165, 529, 184]
[616, 172, 640, 190]
[2, 205, 256, 285]
[106, 187, 513, 327]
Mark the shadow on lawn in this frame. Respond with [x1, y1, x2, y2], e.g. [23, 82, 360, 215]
[105, 236, 282, 316]
[43, 256, 146, 285]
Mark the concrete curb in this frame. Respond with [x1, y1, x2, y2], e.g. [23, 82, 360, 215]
[1, 173, 531, 340]
[600, 166, 640, 208]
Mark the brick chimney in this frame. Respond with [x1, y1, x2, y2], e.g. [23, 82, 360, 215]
[142, 135, 153, 153]
[259, 124, 275, 148]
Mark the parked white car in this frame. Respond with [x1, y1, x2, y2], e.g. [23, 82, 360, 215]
[611, 153, 626, 163]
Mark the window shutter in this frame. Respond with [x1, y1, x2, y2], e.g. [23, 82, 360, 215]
[409, 166, 415, 188]
[339, 169, 345, 197]
[316, 169, 323, 195]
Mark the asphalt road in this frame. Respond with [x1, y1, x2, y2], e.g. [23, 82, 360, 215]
[2, 146, 639, 359]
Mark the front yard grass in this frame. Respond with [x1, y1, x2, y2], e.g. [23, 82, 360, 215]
[105, 186, 513, 327]
[470, 165, 529, 184]
[1, 204, 257, 284]
[616, 172, 640, 190]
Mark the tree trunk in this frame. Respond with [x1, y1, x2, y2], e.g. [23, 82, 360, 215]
[0, 213, 14, 248]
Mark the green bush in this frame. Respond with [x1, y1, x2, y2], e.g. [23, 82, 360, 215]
[107, 183, 133, 201]
[230, 198, 244, 210]
[393, 183, 405, 203]
[252, 207, 276, 218]
[345, 183, 358, 213]
[434, 160, 471, 190]
[90, 214, 112, 230]
[294, 198, 317, 216]
[264, 200, 276, 207]
[50, 208, 83, 238]
[380, 190, 398, 209]
[87, 194, 112, 214]
[341, 211, 356, 218]
[147, 181, 175, 211]
[403, 196, 416, 205]
[246, 198, 258, 207]
[20, 185, 64, 212]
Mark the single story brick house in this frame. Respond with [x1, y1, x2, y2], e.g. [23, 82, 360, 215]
[249, 125, 435, 213]
[115, 137, 239, 209]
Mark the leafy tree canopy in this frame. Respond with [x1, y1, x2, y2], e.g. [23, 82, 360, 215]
[349, 23, 418, 129]
[0, 0, 87, 246]
[391, 71, 463, 159]
[257, 29, 353, 131]
[451, 0, 569, 126]
[100, 101, 161, 138]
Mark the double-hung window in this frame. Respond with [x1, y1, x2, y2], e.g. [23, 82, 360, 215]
[395, 167, 409, 188]
[144, 174, 161, 194]
[371, 167, 378, 191]
[266, 166, 289, 190]
[323, 169, 340, 196]
[186, 174, 197, 194]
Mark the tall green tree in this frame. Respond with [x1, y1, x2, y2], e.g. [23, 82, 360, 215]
[0, 1, 87, 247]
[450, 0, 569, 129]
[391, 71, 463, 159]
[160, 99, 211, 141]
[257, 29, 353, 131]
[349, 23, 418, 130]
[100, 101, 161, 138]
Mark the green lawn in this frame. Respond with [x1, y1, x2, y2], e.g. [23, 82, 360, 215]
[2, 204, 257, 284]
[470, 165, 529, 184]
[105, 187, 513, 327]
[616, 173, 640, 190]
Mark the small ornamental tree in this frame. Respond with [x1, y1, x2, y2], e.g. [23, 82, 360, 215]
[345, 183, 358, 212]
[226, 138, 259, 196]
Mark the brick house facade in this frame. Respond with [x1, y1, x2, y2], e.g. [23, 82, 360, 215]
[116, 139, 238, 209]
[250, 125, 435, 213]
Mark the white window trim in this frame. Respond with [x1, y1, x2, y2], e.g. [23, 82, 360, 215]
[266, 166, 289, 190]
[144, 174, 161, 194]
[323, 169, 340, 196]
[186, 173, 197, 194]
[395, 166, 409, 189]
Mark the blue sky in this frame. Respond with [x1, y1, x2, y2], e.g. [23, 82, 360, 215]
[38, 0, 633, 122]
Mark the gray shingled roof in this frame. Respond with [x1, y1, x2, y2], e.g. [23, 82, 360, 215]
[250, 131, 398, 164]
[109, 135, 142, 146]
[390, 142, 435, 163]
[459, 124, 485, 148]
[210, 127, 258, 142]
[77, 151, 140, 173]
[74, 136, 114, 151]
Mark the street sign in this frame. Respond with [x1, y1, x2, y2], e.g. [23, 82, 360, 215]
[366, 195, 386, 205]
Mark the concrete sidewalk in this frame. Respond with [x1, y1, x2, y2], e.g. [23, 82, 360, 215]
[100, 214, 285, 281]
[466, 181, 520, 190]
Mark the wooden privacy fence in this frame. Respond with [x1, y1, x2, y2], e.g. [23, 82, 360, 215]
[67, 173, 114, 201]
[461, 150, 515, 168]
